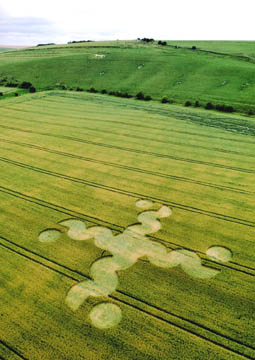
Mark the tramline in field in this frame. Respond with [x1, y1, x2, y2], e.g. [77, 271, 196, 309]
[0, 91, 254, 360]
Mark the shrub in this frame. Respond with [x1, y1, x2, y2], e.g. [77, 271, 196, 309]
[185, 101, 192, 107]
[0, 92, 3, 96]
[158, 41, 167, 46]
[194, 100, 200, 107]
[224, 105, 235, 113]
[192, 46, 197, 50]
[101, 89, 107, 94]
[161, 96, 168, 104]
[109, 91, 115, 96]
[37, 43, 55, 47]
[20, 81, 32, 89]
[6, 82, 18, 87]
[141, 38, 154, 43]
[144, 95, 152, 101]
[14, 92, 19, 96]
[136, 91, 144, 100]
[248, 110, 253, 116]
[205, 102, 214, 110]
[76, 87, 83, 91]
[216, 104, 225, 111]
[89, 87, 97, 93]
[215, 104, 235, 113]
[29, 86, 36, 93]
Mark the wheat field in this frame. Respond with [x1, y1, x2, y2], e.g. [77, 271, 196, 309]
[0, 91, 254, 360]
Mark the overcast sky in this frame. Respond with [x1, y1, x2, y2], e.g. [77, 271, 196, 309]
[1, 0, 255, 46]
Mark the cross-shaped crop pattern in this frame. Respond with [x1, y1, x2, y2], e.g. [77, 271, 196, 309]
[39, 200, 232, 329]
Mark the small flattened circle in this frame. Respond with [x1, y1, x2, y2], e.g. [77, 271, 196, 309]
[89, 303, 122, 329]
[206, 246, 233, 263]
[157, 206, 172, 218]
[136, 199, 154, 210]
[39, 229, 61, 243]
[59, 219, 86, 231]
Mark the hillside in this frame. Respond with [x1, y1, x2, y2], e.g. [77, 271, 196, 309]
[1, 40, 255, 113]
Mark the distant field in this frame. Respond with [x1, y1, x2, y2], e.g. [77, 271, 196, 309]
[0, 47, 17, 53]
[167, 41, 255, 58]
[1, 40, 255, 113]
[0, 86, 13, 93]
[0, 91, 254, 359]
[0, 86, 28, 97]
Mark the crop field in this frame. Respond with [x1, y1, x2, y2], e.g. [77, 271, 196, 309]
[0, 91, 254, 360]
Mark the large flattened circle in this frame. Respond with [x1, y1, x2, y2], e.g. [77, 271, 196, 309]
[136, 199, 153, 210]
[38, 229, 61, 243]
[89, 303, 122, 329]
[206, 246, 232, 263]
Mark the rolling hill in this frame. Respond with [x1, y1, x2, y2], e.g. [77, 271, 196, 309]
[1, 40, 255, 114]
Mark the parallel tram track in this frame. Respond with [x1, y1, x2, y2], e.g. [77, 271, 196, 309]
[1, 93, 255, 359]
[0, 138, 253, 195]
[1, 238, 254, 360]
[0, 124, 254, 174]
[0, 155, 254, 228]
[0, 184, 253, 275]
[2, 106, 255, 159]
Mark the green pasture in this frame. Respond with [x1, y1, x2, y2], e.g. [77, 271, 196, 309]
[0, 48, 15, 53]
[0, 91, 254, 359]
[167, 40, 255, 58]
[0, 86, 13, 93]
[0, 86, 28, 98]
[1, 40, 255, 113]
